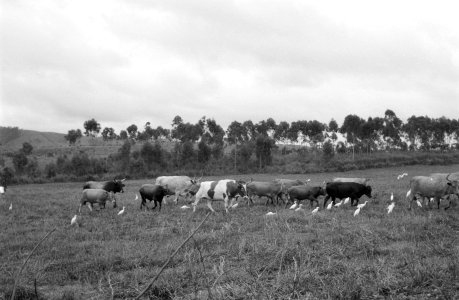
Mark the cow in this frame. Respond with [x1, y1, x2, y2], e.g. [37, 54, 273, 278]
[408, 173, 459, 210]
[332, 177, 370, 185]
[192, 179, 247, 213]
[324, 182, 372, 207]
[83, 179, 125, 208]
[79, 189, 113, 213]
[138, 184, 169, 211]
[287, 185, 326, 208]
[246, 181, 284, 206]
[272, 179, 308, 204]
[155, 176, 200, 204]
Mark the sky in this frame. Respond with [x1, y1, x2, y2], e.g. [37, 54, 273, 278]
[1, 0, 459, 134]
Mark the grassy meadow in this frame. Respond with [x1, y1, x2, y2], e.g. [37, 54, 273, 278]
[1, 164, 459, 299]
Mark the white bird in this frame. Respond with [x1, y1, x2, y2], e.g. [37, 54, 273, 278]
[295, 204, 304, 211]
[266, 212, 277, 216]
[403, 173, 408, 177]
[387, 202, 395, 214]
[416, 200, 422, 207]
[9, 203, 12, 210]
[390, 193, 394, 201]
[135, 194, 139, 200]
[180, 205, 190, 209]
[231, 203, 239, 209]
[306, 179, 311, 182]
[397, 175, 402, 180]
[71, 214, 78, 225]
[406, 189, 411, 198]
[334, 200, 343, 207]
[118, 206, 125, 215]
[0, 186, 4, 194]
[311, 207, 319, 215]
[429, 197, 434, 203]
[357, 201, 368, 209]
[353, 207, 361, 217]
[343, 197, 350, 205]
[326, 202, 333, 210]
[289, 202, 298, 210]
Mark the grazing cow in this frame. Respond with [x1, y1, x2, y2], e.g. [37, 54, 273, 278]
[287, 185, 326, 208]
[408, 173, 459, 210]
[246, 181, 284, 206]
[324, 182, 372, 207]
[272, 179, 307, 204]
[192, 179, 247, 213]
[138, 184, 168, 211]
[155, 176, 200, 204]
[79, 189, 112, 213]
[83, 179, 125, 208]
[332, 177, 370, 185]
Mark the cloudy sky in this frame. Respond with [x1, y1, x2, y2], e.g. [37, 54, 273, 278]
[1, 0, 459, 134]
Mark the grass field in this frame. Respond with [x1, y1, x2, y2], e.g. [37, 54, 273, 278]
[1, 164, 459, 299]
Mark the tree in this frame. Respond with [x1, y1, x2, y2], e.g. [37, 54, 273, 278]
[340, 114, 365, 159]
[126, 124, 138, 140]
[382, 109, 402, 149]
[64, 129, 82, 145]
[255, 135, 275, 169]
[322, 140, 335, 160]
[197, 140, 211, 163]
[328, 119, 338, 132]
[274, 121, 290, 143]
[22, 142, 33, 155]
[101, 127, 116, 140]
[140, 141, 163, 167]
[83, 118, 101, 137]
[12, 151, 28, 173]
[119, 130, 128, 140]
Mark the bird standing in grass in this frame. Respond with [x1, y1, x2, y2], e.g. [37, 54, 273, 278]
[416, 200, 422, 207]
[9, 203, 12, 211]
[118, 206, 125, 215]
[326, 201, 333, 210]
[71, 214, 78, 225]
[181, 205, 190, 209]
[311, 207, 319, 215]
[266, 212, 276, 216]
[343, 197, 350, 205]
[135, 194, 139, 201]
[289, 202, 298, 210]
[390, 193, 394, 201]
[231, 203, 239, 209]
[353, 207, 361, 217]
[334, 200, 343, 207]
[295, 204, 304, 212]
[357, 201, 368, 209]
[387, 202, 395, 214]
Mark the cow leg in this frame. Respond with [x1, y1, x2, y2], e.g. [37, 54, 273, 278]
[444, 195, 452, 210]
[192, 197, 201, 212]
[152, 201, 157, 210]
[174, 192, 179, 205]
[323, 195, 330, 208]
[207, 199, 216, 213]
[87, 202, 93, 211]
[158, 200, 162, 211]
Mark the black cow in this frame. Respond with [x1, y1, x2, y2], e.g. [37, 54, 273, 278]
[324, 182, 372, 207]
[139, 184, 168, 211]
[287, 185, 326, 208]
[83, 179, 125, 208]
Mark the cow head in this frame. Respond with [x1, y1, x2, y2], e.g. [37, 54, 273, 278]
[316, 186, 326, 196]
[236, 180, 248, 200]
[364, 185, 372, 198]
[112, 178, 126, 193]
[446, 173, 459, 193]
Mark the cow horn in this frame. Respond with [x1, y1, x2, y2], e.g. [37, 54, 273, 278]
[446, 173, 452, 182]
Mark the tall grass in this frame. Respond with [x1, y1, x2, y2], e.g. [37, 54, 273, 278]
[1, 164, 458, 299]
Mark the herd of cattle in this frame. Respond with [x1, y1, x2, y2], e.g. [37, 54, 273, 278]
[77, 172, 459, 213]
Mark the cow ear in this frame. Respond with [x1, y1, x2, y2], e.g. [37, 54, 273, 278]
[447, 182, 452, 186]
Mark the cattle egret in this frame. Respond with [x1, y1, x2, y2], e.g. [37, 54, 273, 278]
[0, 186, 4, 194]
[403, 173, 408, 177]
[181, 205, 190, 209]
[135, 194, 139, 200]
[406, 189, 411, 198]
[295, 204, 304, 211]
[71, 214, 78, 225]
[353, 207, 361, 217]
[343, 197, 350, 205]
[429, 197, 434, 203]
[231, 203, 239, 209]
[326, 202, 333, 210]
[334, 200, 343, 207]
[397, 175, 402, 180]
[387, 202, 395, 214]
[289, 202, 298, 210]
[118, 206, 125, 215]
[311, 207, 319, 214]
[306, 179, 311, 182]
[357, 201, 368, 209]
[266, 212, 276, 216]
[390, 193, 394, 201]
[416, 200, 422, 207]
[9, 203, 12, 210]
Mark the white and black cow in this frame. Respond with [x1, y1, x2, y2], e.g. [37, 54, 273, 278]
[138, 184, 169, 211]
[79, 188, 113, 213]
[83, 179, 125, 208]
[192, 179, 247, 213]
[324, 182, 372, 207]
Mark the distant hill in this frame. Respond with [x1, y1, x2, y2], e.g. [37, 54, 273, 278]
[0, 127, 68, 151]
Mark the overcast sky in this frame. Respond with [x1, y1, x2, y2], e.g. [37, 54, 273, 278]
[1, 0, 459, 134]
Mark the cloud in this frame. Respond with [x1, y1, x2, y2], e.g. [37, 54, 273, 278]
[1, 0, 458, 134]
